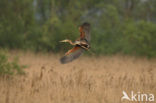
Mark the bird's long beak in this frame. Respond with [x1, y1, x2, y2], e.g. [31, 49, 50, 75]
[59, 40, 67, 42]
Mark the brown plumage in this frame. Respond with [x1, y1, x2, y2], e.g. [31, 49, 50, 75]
[60, 22, 91, 64]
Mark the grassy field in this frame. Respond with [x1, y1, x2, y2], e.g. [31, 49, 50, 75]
[0, 51, 156, 103]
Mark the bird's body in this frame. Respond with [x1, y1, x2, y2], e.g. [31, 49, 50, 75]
[60, 22, 91, 64]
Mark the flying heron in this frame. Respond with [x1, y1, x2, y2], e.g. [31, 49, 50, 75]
[60, 22, 91, 64]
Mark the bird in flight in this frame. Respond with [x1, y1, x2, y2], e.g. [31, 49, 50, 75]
[60, 22, 91, 64]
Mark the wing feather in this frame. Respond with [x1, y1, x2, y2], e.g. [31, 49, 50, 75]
[60, 46, 83, 64]
[79, 22, 91, 43]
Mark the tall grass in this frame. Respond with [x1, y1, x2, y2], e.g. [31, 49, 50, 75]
[0, 52, 155, 103]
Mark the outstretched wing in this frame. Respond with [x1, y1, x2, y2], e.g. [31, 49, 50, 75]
[79, 22, 91, 43]
[60, 46, 84, 64]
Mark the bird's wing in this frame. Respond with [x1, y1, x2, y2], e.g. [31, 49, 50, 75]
[60, 46, 84, 64]
[79, 22, 91, 43]
[79, 27, 85, 39]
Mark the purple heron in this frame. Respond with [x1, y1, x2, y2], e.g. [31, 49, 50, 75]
[60, 22, 91, 64]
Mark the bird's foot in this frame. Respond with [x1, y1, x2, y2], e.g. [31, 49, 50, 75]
[81, 45, 89, 50]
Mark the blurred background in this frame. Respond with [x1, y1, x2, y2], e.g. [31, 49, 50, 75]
[0, 1, 156, 103]
[0, 0, 156, 57]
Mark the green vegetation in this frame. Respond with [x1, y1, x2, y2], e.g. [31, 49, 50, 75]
[0, 51, 25, 76]
[0, 0, 156, 57]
